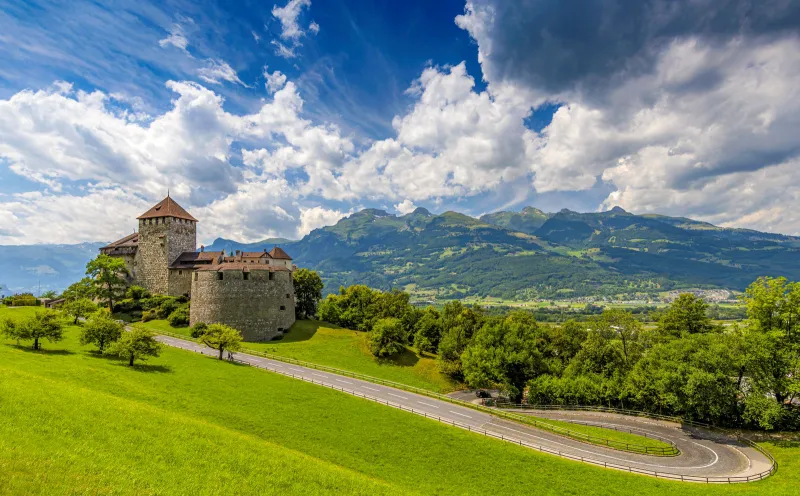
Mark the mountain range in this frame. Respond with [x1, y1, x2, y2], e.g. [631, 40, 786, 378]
[2, 207, 799, 300]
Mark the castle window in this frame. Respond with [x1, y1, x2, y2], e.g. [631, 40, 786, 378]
[217, 272, 223, 281]
[268, 272, 275, 281]
[286, 294, 290, 299]
[194, 273, 198, 281]
[280, 305, 286, 311]
[243, 272, 249, 280]
[178, 270, 182, 275]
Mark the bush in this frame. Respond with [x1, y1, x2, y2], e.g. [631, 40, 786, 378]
[141, 310, 157, 322]
[190, 322, 208, 338]
[158, 299, 180, 319]
[125, 286, 151, 300]
[140, 295, 174, 311]
[167, 307, 190, 327]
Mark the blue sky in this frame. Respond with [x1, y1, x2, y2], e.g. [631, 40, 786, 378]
[1, 0, 800, 244]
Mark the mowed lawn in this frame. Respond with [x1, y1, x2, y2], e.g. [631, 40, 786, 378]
[1, 306, 797, 496]
[142, 318, 459, 393]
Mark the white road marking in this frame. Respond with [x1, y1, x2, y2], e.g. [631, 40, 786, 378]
[449, 411, 472, 419]
[312, 373, 327, 378]
[271, 363, 283, 367]
[362, 386, 380, 392]
[418, 401, 439, 409]
[290, 368, 304, 372]
[387, 393, 408, 400]
[335, 378, 354, 385]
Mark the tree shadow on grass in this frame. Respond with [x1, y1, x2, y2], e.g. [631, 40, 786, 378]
[84, 351, 173, 373]
[8, 344, 75, 355]
[376, 346, 420, 368]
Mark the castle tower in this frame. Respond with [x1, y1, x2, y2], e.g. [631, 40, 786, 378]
[135, 195, 197, 295]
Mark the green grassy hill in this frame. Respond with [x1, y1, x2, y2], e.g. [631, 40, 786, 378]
[142, 319, 459, 393]
[1, 306, 798, 495]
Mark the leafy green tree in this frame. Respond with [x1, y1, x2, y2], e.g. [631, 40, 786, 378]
[293, 268, 324, 319]
[109, 327, 161, 366]
[549, 319, 588, 365]
[742, 276, 800, 408]
[40, 290, 58, 299]
[80, 311, 123, 353]
[437, 302, 485, 377]
[462, 312, 545, 402]
[413, 307, 442, 354]
[62, 278, 97, 302]
[190, 322, 208, 338]
[587, 309, 645, 371]
[657, 293, 716, 337]
[0, 310, 64, 350]
[61, 298, 97, 324]
[368, 317, 405, 357]
[198, 323, 243, 360]
[86, 254, 129, 310]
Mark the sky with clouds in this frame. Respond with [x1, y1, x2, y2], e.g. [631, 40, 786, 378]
[1, 0, 799, 245]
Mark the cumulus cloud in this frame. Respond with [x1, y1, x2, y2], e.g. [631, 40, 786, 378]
[272, 0, 312, 40]
[270, 0, 317, 59]
[394, 199, 417, 215]
[197, 59, 248, 86]
[297, 206, 348, 237]
[455, 0, 800, 234]
[263, 67, 287, 94]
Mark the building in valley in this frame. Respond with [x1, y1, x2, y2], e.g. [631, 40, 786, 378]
[101, 195, 295, 341]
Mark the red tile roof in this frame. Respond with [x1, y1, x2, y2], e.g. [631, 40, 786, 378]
[169, 250, 224, 269]
[137, 196, 198, 222]
[269, 246, 292, 260]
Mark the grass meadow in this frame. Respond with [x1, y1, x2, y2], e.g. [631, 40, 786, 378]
[2, 306, 797, 495]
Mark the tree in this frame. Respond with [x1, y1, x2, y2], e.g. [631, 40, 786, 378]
[86, 254, 129, 310]
[40, 290, 58, 299]
[198, 323, 243, 360]
[742, 277, 800, 407]
[80, 311, 123, 353]
[587, 309, 645, 371]
[657, 294, 716, 337]
[368, 318, 405, 357]
[62, 278, 96, 302]
[61, 298, 97, 324]
[413, 307, 443, 354]
[293, 268, 324, 319]
[462, 312, 545, 402]
[109, 327, 161, 366]
[0, 310, 64, 350]
[437, 302, 485, 377]
[167, 307, 190, 327]
[125, 285, 151, 300]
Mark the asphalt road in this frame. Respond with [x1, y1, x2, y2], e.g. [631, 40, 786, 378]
[155, 334, 772, 482]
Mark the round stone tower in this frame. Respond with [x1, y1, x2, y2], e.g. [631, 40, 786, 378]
[135, 195, 197, 295]
[189, 265, 296, 341]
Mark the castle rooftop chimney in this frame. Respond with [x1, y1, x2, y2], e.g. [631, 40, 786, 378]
[200, 245, 204, 252]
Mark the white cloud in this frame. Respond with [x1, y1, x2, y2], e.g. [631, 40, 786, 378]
[309, 21, 320, 35]
[197, 59, 248, 86]
[272, 0, 312, 40]
[251, 30, 261, 43]
[271, 40, 297, 59]
[158, 23, 189, 52]
[263, 67, 287, 94]
[394, 199, 417, 215]
[297, 206, 348, 237]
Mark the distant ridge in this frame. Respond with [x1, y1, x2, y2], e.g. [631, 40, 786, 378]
[2, 206, 799, 299]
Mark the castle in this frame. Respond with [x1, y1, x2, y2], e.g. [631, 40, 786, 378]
[100, 195, 296, 341]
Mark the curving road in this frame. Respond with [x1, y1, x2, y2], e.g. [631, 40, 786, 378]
[155, 334, 772, 483]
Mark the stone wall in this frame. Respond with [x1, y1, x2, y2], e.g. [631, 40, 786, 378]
[136, 217, 196, 295]
[168, 269, 193, 297]
[190, 269, 296, 341]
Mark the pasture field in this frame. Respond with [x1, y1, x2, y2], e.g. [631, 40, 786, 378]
[0, 305, 797, 495]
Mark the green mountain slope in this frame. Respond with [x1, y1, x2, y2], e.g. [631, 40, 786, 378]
[287, 206, 800, 299]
